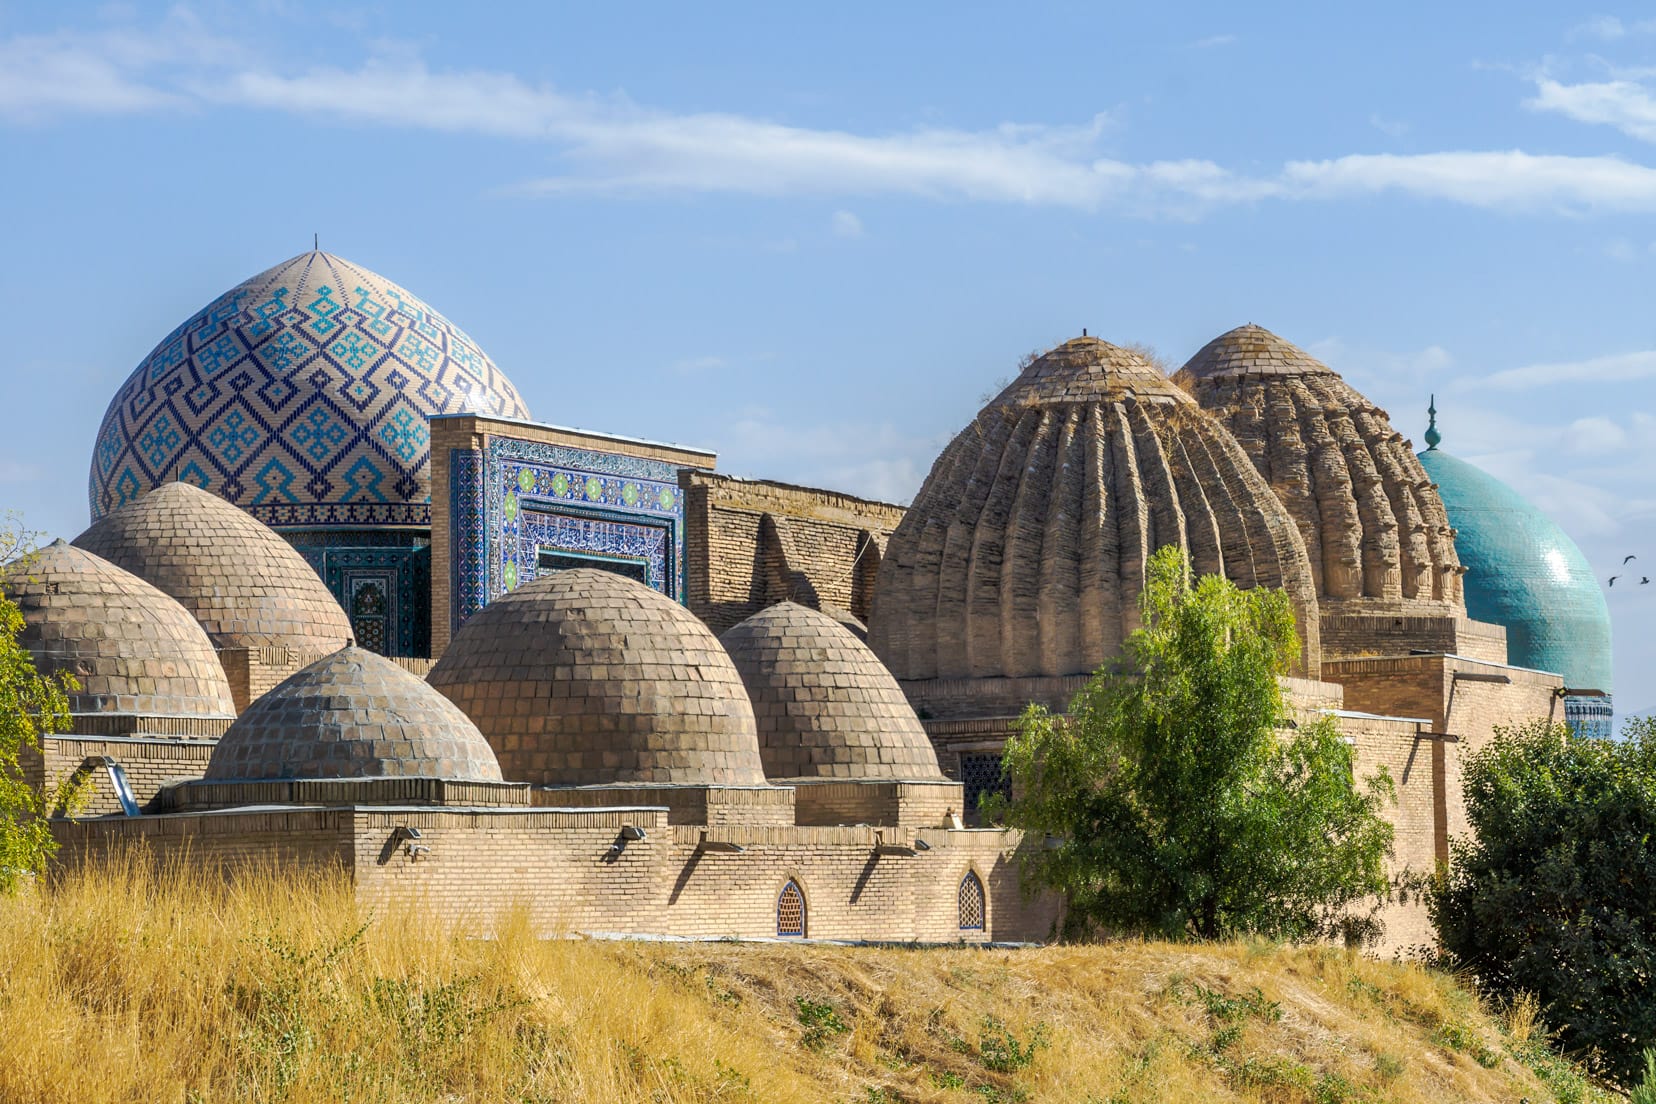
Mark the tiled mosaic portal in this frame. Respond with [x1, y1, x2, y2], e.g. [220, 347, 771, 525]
[287, 531, 431, 658]
[90, 252, 530, 528]
[449, 436, 694, 632]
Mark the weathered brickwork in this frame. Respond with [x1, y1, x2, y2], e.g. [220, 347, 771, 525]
[218, 645, 339, 715]
[1319, 613, 1507, 664]
[25, 735, 216, 815]
[74, 481, 352, 659]
[51, 806, 1058, 943]
[428, 569, 768, 787]
[682, 471, 903, 634]
[527, 784, 796, 827]
[789, 780, 965, 828]
[721, 602, 945, 781]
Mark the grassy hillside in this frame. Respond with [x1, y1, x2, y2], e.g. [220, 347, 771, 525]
[0, 855, 1621, 1104]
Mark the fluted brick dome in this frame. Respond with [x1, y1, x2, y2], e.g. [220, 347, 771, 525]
[1175, 325, 1464, 613]
[721, 602, 944, 781]
[4, 541, 235, 720]
[427, 569, 766, 787]
[74, 481, 352, 654]
[869, 336, 1321, 680]
[206, 647, 502, 781]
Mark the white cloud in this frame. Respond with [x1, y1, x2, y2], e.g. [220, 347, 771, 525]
[830, 210, 863, 238]
[1189, 34, 1236, 49]
[1369, 113, 1409, 138]
[669, 355, 727, 374]
[1472, 349, 1656, 390]
[17, 24, 1656, 219]
[1526, 77, 1656, 142]
[1569, 14, 1629, 41]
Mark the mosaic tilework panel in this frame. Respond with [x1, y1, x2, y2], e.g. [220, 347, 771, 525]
[1566, 695, 1614, 741]
[287, 531, 431, 658]
[448, 437, 692, 633]
[90, 252, 531, 528]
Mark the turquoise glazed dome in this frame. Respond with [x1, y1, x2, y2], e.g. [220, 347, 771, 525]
[89, 251, 531, 529]
[1417, 407, 1613, 735]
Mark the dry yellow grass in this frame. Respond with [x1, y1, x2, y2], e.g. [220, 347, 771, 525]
[0, 853, 1620, 1104]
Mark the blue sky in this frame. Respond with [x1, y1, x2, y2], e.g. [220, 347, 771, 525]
[4, 2, 1655, 711]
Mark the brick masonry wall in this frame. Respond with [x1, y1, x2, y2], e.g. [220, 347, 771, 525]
[1320, 613, 1507, 664]
[790, 780, 966, 828]
[683, 471, 904, 633]
[33, 736, 215, 815]
[527, 785, 796, 826]
[218, 646, 330, 714]
[50, 806, 1058, 942]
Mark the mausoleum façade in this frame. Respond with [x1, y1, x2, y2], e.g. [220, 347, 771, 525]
[14, 250, 1609, 948]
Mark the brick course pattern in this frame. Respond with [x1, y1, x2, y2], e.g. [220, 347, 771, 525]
[1175, 325, 1466, 625]
[24, 735, 216, 815]
[74, 481, 352, 659]
[721, 602, 945, 781]
[869, 337, 1322, 683]
[205, 646, 503, 782]
[5, 541, 236, 723]
[428, 568, 768, 786]
[681, 471, 903, 635]
[50, 806, 1060, 943]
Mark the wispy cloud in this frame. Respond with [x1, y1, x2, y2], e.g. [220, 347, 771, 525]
[831, 210, 864, 238]
[1189, 34, 1236, 49]
[1369, 112, 1409, 138]
[1470, 349, 1656, 391]
[15, 22, 1656, 218]
[1567, 14, 1656, 41]
[1526, 77, 1656, 142]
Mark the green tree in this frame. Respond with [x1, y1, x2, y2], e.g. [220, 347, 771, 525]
[997, 545, 1394, 942]
[1431, 717, 1656, 1084]
[0, 515, 79, 892]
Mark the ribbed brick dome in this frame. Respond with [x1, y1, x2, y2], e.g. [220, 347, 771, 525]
[721, 602, 944, 781]
[869, 336, 1321, 680]
[428, 569, 766, 787]
[206, 647, 502, 781]
[74, 481, 352, 654]
[1175, 325, 1464, 613]
[5, 541, 235, 720]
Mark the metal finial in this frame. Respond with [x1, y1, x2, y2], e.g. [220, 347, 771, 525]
[314, 232, 319, 251]
[1082, 327, 1088, 337]
[1424, 394, 1441, 451]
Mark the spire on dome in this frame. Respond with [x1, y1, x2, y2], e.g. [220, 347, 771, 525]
[1425, 395, 1441, 451]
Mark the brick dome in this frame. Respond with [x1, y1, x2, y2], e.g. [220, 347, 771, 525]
[74, 481, 352, 654]
[427, 569, 766, 787]
[4, 541, 235, 720]
[1175, 325, 1464, 614]
[869, 336, 1321, 680]
[721, 602, 944, 781]
[205, 647, 502, 781]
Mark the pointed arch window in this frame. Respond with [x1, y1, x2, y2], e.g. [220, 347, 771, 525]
[958, 871, 986, 931]
[777, 879, 806, 937]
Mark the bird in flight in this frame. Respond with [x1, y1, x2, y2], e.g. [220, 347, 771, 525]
[1627, 554, 1639, 564]
[1644, 577, 1652, 585]
[1610, 576, 1620, 587]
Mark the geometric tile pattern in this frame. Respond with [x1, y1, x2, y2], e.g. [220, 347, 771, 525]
[448, 435, 691, 634]
[720, 602, 945, 782]
[427, 568, 766, 788]
[204, 646, 503, 782]
[89, 251, 530, 528]
[287, 531, 431, 658]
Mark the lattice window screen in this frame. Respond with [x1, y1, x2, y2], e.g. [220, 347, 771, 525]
[960, 753, 1011, 821]
[958, 872, 985, 931]
[777, 880, 806, 937]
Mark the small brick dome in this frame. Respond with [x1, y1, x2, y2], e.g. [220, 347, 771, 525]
[74, 481, 352, 654]
[720, 602, 945, 781]
[428, 569, 766, 787]
[4, 541, 235, 719]
[206, 647, 502, 781]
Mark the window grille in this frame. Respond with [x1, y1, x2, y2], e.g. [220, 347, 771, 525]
[958, 871, 986, 931]
[776, 880, 806, 937]
[960, 752, 1011, 822]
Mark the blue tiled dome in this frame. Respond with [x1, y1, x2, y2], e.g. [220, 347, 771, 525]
[1417, 417, 1612, 720]
[89, 251, 531, 529]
